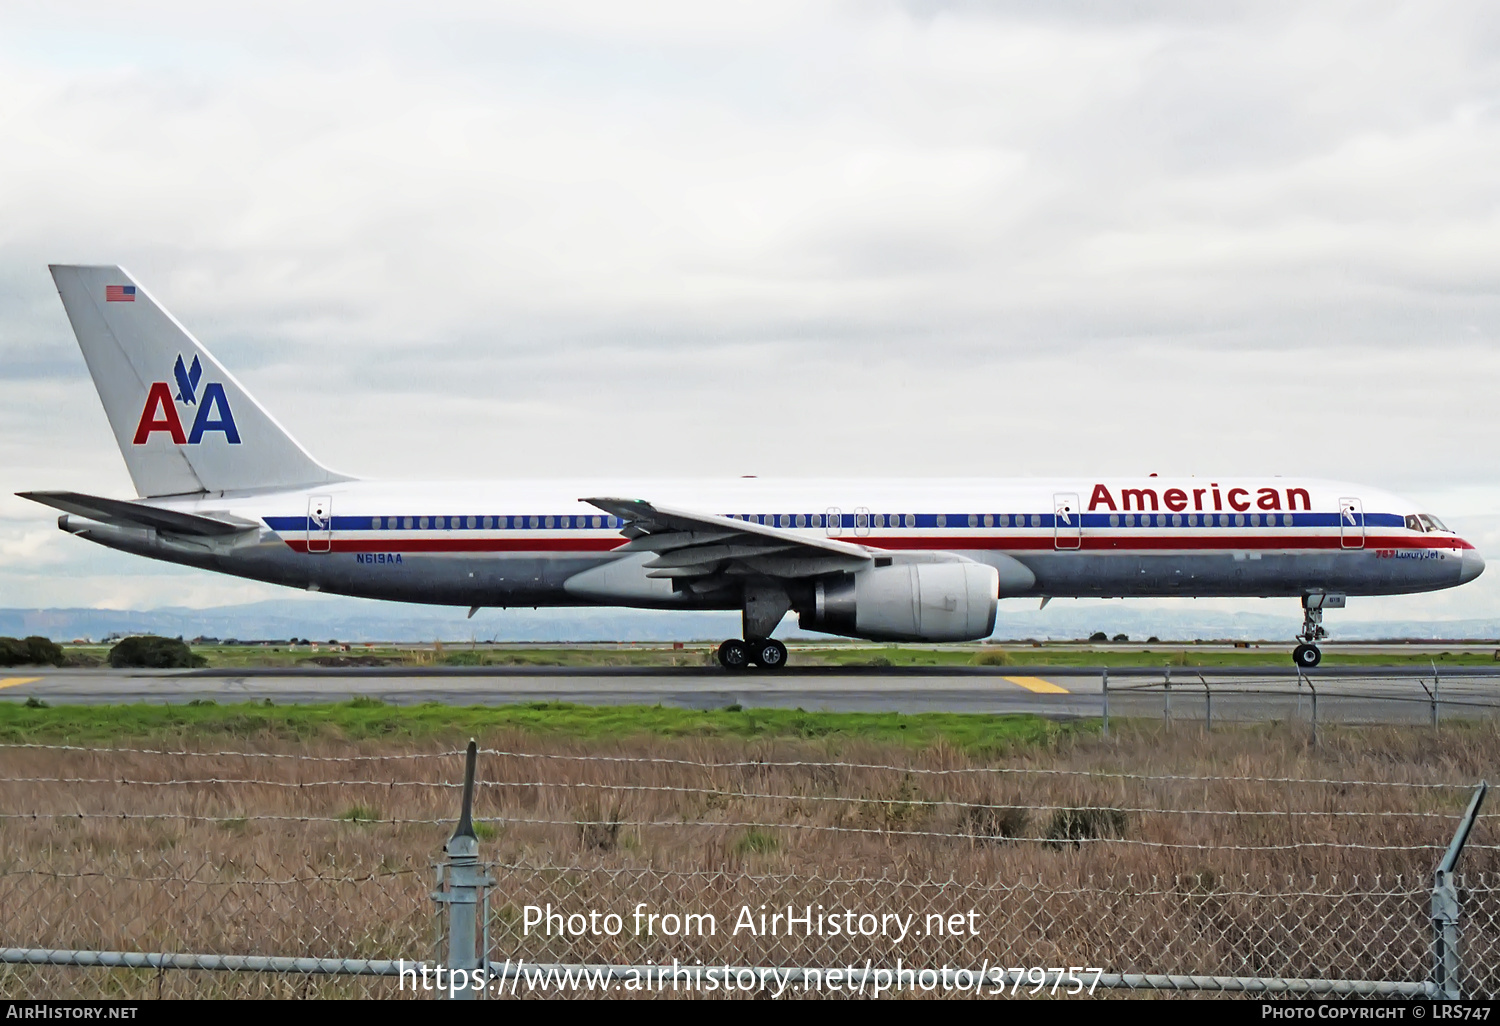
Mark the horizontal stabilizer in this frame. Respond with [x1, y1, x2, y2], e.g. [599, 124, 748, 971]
[17, 491, 259, 537]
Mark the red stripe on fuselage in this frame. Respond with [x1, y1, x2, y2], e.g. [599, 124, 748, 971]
[282, 533, 1472, 554]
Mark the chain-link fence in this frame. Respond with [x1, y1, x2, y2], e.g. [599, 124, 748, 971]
[1, 716, 1497, 999]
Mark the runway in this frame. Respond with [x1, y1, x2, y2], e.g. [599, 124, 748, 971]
[6, 665, 1499, 723]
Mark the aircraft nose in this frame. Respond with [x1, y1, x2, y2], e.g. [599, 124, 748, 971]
[1460, 548, 1486, 584]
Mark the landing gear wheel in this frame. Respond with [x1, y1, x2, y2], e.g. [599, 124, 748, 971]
[749, 638, 788, 670]
[717, 639, 751, 671]
[1293, 644, 1322, 669]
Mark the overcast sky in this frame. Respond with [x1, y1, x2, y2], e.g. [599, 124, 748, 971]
[4, 1, 1500, 626]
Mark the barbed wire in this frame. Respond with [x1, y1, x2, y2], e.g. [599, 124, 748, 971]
[473, 815, 1489, 852]
[1, 866, 422, 885]
[1107, 683, 1500, 712]
[0, 743, 466, 762]
[0, 742, 1478, 791]
[476, 749, 1475, 790]
[2, 809, 1474, 851]
[480, 860, 1440, 895]
[0, 775, 1465, 820]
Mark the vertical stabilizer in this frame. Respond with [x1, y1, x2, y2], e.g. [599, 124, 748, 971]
[49, 265, 350, 497]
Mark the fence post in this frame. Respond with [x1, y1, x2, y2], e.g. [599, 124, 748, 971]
[1432, 660, 1441, 730]
[1101, 669, 1109, 739]
[1164, 666, 1171, 726]
[1308, 679, 1318, 750]
[1201, 675, 1212, 733]
[1432, 781, 1488, 1000]
[436, 739, 487, 999]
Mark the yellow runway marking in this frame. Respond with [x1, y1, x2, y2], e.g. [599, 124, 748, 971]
[0, 677, 42, 690]
[1004, 676, 1069, 694]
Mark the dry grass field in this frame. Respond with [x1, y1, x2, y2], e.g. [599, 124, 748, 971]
[2, 715, 1497, 997]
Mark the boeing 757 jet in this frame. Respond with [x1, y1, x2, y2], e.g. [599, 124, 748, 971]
[20, 266, 1486, 669]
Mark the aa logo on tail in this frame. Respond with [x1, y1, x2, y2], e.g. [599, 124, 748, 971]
[132, 355, 241, 445]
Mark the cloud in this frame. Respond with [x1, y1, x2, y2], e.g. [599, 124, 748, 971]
[3, 2, 1500, 615]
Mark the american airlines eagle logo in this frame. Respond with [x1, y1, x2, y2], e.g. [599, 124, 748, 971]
[132, 354, 241, 445]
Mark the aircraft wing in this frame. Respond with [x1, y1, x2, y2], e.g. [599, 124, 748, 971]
[582, 496, 873, 586]
[17, 491, 260, 537]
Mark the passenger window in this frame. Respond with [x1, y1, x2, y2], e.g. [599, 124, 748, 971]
[796, 514, 806, 528]
[528, 516, 539, 529]
[983, 514, 994, 528]
[937, 514, 947, 528]
[1172, 514, 1182, 527]
[1109, 514, 1120, 528]
[370, 517, 381, 530]
[1219, 514, 1230, 527]
[545, 516, 555, 529]
[999, 514, 1010, 527]
[1124, 514, 1134, 527]
[1234, 514, 1245, 527]
[967, 514, 978, 528]
[1282, 514, 1293, 527]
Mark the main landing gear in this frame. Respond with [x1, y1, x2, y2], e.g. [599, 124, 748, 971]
[717, 638, 787, 671]
[1291, 593, 1345, 669]
[717, 582, 793, 671]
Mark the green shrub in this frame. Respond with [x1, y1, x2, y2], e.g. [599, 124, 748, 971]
[1045, 806, 1127, 848]
[964, 803, 1029, 842]
[970, 650, 1012, 666]
[0, 638, 24, 665]
[0, 636, 64, 667]
[733, 829, 778, 856]
[108, 636, 207, 669]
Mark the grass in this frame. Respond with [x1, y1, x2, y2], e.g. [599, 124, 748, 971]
[5, 717, 1500, 997]
[733, 828, 779, 856]
[0, 698, 1076, 753]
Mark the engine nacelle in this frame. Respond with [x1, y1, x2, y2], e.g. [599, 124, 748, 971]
[800, 561, 1000, 642]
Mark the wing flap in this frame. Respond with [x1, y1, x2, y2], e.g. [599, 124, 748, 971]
[582, 495, 872, 584]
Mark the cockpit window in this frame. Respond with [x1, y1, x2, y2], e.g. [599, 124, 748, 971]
[1419, 514, 1449, 533]
[1405, 515, 1424, 532]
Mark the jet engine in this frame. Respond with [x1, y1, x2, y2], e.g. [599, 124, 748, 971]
[799, 560, 1000, 642]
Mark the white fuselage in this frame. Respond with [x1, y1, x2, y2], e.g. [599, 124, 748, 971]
[60, 475, 1484, 618]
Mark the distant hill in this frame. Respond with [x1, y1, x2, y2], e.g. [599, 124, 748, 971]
[3, 599, 1497, 644]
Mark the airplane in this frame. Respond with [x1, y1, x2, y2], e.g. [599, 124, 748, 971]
[18, 265, 1486, 671]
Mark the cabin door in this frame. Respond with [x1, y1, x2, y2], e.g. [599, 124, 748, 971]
[1053, 493, 1082, 550]
[307, 495, 333, 554]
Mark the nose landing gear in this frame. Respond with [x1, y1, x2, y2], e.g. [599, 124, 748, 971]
[1292, 593, 1345, 668]
[1293, 643, 1321, 668]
